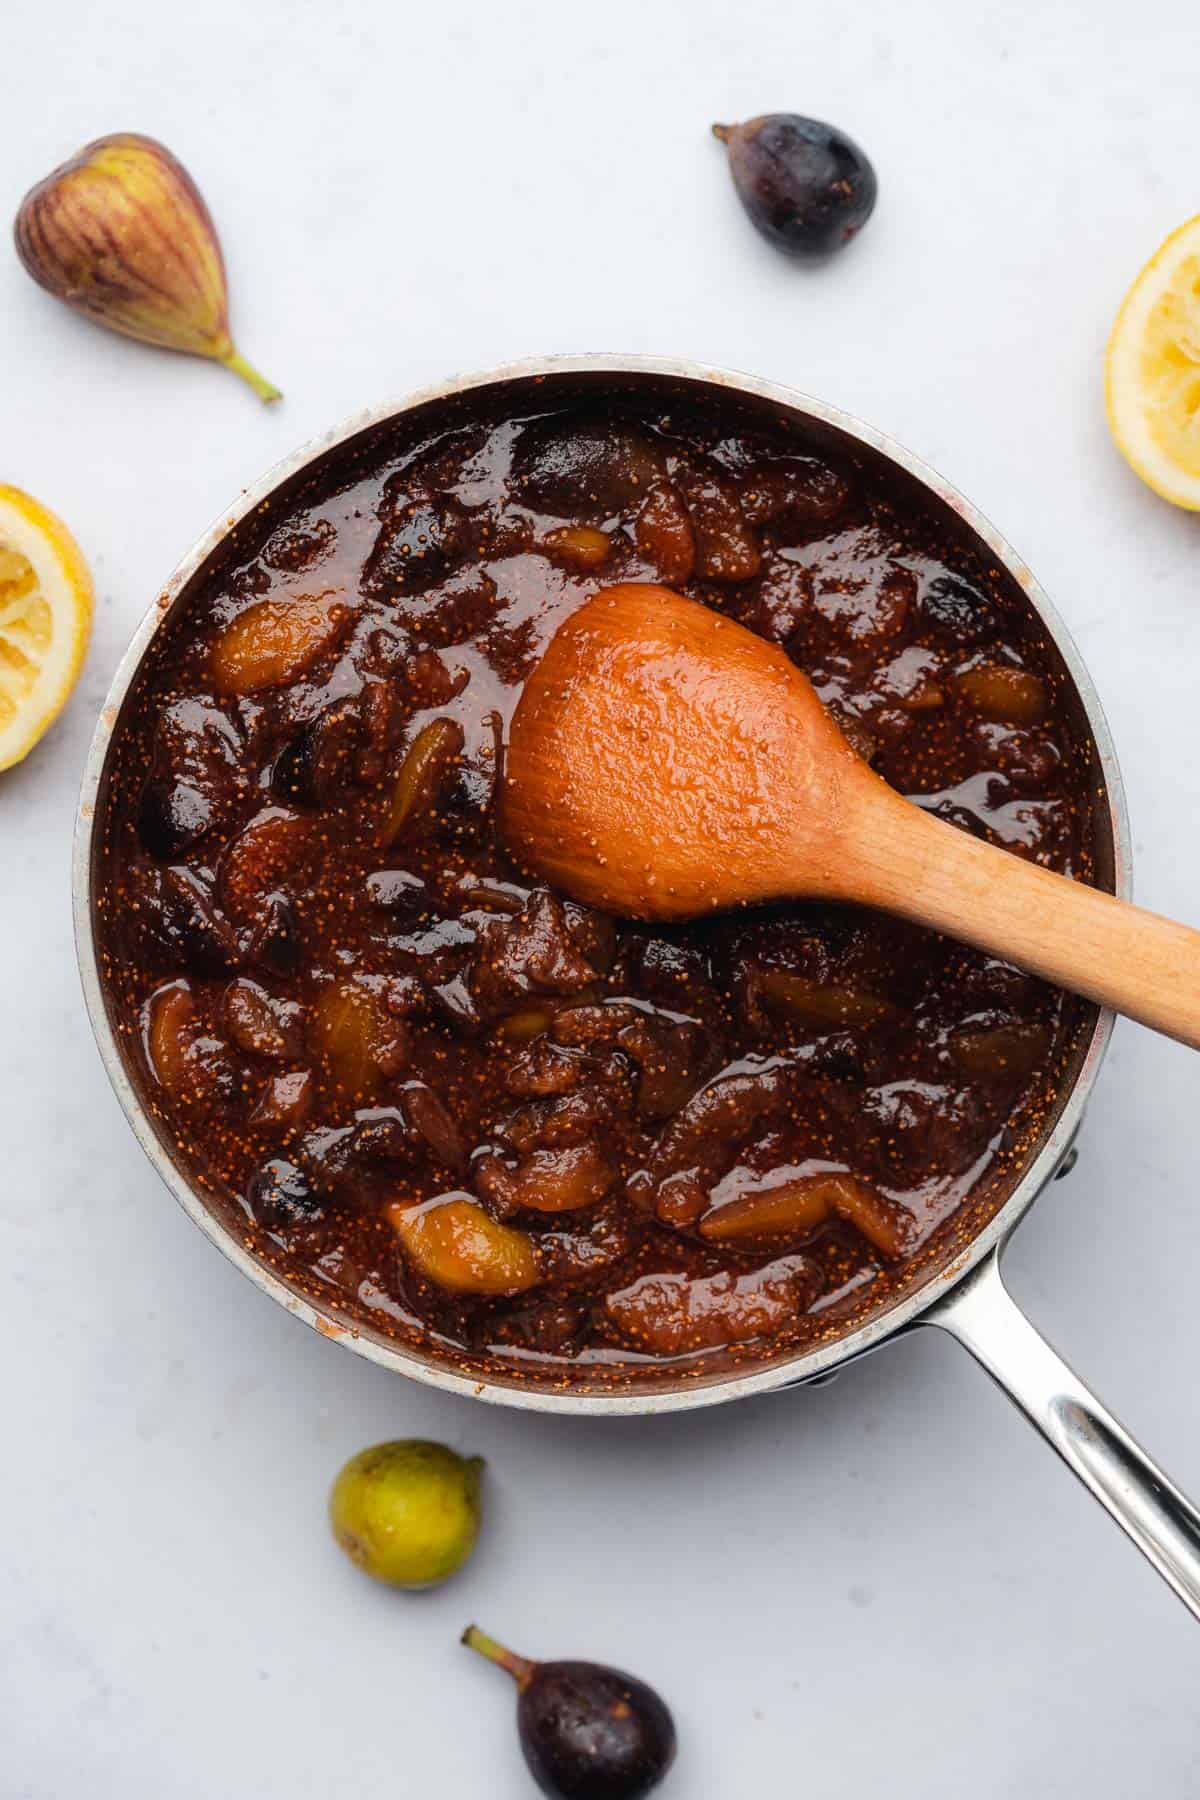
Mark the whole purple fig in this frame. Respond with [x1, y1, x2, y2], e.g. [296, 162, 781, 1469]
[463, 1624, 676, 1799]
[713, 113, 877, 258]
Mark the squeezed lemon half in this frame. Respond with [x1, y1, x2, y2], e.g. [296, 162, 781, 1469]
[0, 485, 93, 771]
[1106, 215, 1200, 510]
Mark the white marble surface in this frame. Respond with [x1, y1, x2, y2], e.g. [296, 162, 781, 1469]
[5, 0, 1200, 1792]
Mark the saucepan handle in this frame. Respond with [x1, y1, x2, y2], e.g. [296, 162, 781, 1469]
[923, 1247, 1200, 1621]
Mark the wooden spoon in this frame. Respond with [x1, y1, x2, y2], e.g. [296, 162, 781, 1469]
[503, 583, 1200, 1049]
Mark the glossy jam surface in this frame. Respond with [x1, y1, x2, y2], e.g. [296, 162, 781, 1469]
[95, 387, 1098, 1382]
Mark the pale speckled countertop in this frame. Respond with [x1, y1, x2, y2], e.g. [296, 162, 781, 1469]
[4, 1, 1200, 1793]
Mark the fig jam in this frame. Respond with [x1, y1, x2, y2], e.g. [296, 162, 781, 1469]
[95, 380, 1101, 1381]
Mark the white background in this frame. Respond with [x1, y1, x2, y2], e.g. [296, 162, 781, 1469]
[4, 1, 1200, 1793]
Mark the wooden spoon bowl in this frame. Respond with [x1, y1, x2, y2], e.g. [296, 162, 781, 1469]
[504, 583, 1200, 1048]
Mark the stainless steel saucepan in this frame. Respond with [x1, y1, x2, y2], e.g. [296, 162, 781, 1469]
[73, 355, 1200, 1619]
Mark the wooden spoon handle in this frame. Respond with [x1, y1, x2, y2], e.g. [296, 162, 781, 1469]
[847, 792, 1200, 1048]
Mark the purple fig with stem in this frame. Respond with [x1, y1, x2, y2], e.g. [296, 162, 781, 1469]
[14, 133, 280, 401]
[462, 1623, 676, 1799]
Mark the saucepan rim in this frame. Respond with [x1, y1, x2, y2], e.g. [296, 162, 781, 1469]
[71, 352, 1130, 1415]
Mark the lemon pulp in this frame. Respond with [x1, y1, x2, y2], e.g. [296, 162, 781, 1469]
[1106, 215, 1200, 509]
[0, 486, 93, 770]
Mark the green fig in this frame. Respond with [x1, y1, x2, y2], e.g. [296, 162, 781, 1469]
[329, 1440, 484, 1589]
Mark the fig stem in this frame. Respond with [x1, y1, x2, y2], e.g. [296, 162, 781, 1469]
[711, 122, 733, 142]
[461, 1624, 535, 1688]
[219, 345, 282, 403]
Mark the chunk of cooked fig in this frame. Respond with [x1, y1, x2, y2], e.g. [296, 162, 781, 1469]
[145, 981, 196, 1095]
[956, 664, 1049, 725]
[622, 1016, 703, 1119]
[271, 698, 362, 808]
[550, 1001, 704, 1120]
[494, 1087, 615, 1155]
[748, 968, 895, 1031]
[536, 1202, 636, 1286]
[971, 722, 1061, 793]
[475, 1142, 615, 1215]
[648, 1062, 788, 1185]
[702, 1169, 912, 1258]
[635, 483, 696, 583]
[210, 592, 354, 694]
[222, 978, 304, 1060]
[248, 893, 302, 975]
[310, 979, 410, 1101]
[445, 872, 526, 915]
[919, 574, 1001, 645]
[512, 420, 666, 515]
[487, 1298, 588, 1355]
[946, 1020, 1051, 1080]
[294, 1118, 378, 1189]
[362, 497, 474, 599]
[493, 1006, 559, 1042]
[442, 740, 499, 825]
[617, 934, 711, 1005]
[352, 678, 408, 784]
[736, 458, 851, 535]
[953, 955, 1039, 1011]
[812, 568, 914, 649]
[403, 648, 469, 708]
[132, 863, 241, 973]
[399, 1080, 467, 1174]
[136, 696, 245, 858]
[378, 427, 491, 516]
[145, 980, 238, 1104]
[653, 1172, 709, 1229]
[674, 467, 761, 582]
[154, 694, 244, 778]
[873, 643, 943, 713]
[136, 778, 214, 861]
[561, 900, 617, 975]
[262, 517, 337, 573]
[383, 717, 465, 847]
[294, 1087, 457, 1180]
[220, 808, 315, 929]
[388, 1196, 540, 1294]
[825, 1174, 915, 1260]
[699, 1173, 835, 1243]
[247, 1156, 324, 1228]
[399, 568, 500, 650]
[470, 891, 602, 1015]
[541, 525, 613, 570]
[747, 554, 815, 645]
[606, 1256, 821, 1354]
[227, 563, 271, 598]
[346, 1107, 422, 1163]
[250, 1068, 316, 1132]
[860, 1079, 989, 1183]
[503, 1039, 589, 1097]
